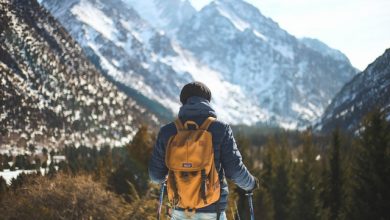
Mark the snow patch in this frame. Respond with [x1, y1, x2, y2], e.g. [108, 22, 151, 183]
[253, 30, 267, 41]
[71, 0, 118, 41]
[123, 0, 169, 31]
[0, 170, 36, 185]
[292, 102, 315, 120]
[272, 43, 294, 60]
[215, 2, 250, 32]
[278, 121, 298, 130]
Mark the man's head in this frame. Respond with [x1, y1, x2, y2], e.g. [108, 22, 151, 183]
[180, 82, 211, 105]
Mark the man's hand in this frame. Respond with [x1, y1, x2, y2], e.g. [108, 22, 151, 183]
[248, 177, 269, 192]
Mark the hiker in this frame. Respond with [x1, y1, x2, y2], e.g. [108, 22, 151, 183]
[149, 82, 257, 220]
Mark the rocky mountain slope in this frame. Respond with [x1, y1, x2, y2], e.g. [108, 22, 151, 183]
[318, 49, 390, 133]
[0, 0, 160, 149]
[42, 0, 357, 128]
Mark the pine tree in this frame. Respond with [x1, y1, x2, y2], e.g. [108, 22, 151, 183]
[328, 129, 343, 220]
[290, 130, 321, 220]
[236, 132, 254, 170]
[10, 173, 28, 192]
[4, 154, 12, 170]
[318, 153, 331, 220]
[0, 176, 7, 196]
[91, 146, 99, 169]
[254, 136, 277, 220]
[262, 137, 276, 188]
[48, 162, 56, 178]
[42, 147, 48, 157]
[345, 110, 390, 220]
[99, 145, 113, 173]
[126, 125, 153, 169]
[0, 154, 3, 171]
[41, 148, 48, 173]
[34, 158, 41, 170]
[15, 154, 30, 170]
[253, 187, 274, 220]
[49, 149, 55, 163]
[95, 158, 105, 180]
[28, 144, 36, 155]
[64, 146, 79, 174]
[272, 136, 291, 220]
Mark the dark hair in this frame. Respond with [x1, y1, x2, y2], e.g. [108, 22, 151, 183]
[180, 82, 211, 104]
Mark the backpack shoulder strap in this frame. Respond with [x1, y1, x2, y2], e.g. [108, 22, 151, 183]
[199, 117, 216, 130]
[174, 118, 184, 131]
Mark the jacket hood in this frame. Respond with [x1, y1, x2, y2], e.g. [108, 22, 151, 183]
[178, 96, 217, 119]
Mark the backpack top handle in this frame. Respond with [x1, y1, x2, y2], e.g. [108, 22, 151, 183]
[184, 121, 199, 130]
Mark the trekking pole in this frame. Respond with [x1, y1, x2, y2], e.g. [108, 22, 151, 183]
[234, 201, 241, 220]
[246, 191, 255, 220]
[157, 181, 166, 220]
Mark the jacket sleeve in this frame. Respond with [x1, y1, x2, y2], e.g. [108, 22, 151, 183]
[220, 125, 255, 191]
[148, 129, 168, 184]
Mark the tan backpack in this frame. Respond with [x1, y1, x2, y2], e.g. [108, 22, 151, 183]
[165, 117, 220, 211]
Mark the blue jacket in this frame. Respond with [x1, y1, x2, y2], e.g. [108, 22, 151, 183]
[149, 96, 255, 212]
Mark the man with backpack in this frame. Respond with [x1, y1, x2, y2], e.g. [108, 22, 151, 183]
[149, 82, 257, 220]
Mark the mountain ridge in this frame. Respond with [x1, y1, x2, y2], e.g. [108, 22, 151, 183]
[41, 0, 357, 129]
[318, 48, 390, 133]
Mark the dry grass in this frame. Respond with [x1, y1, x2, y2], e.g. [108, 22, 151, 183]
[0, 173, 158, 220]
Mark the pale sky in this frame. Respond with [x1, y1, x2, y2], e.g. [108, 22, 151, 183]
[190, 0, 390, 70]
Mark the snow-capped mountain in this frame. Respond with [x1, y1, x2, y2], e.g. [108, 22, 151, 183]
[0, 0, 160, 149]
[42, 0, 357, 128]
[122, 0, 196, 35]
[41, 0, 269, 125]
[176, 0, 357, 128]
[318, 49, 390, 133]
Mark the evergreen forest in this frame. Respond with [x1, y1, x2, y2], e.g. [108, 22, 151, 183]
[1, 111, 389, 220]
